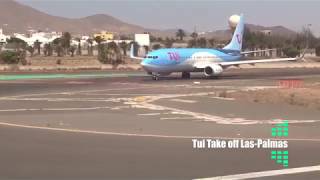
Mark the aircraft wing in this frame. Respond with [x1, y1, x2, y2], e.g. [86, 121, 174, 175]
[218, 57, 296, 67]
[193, 57, 299, 69]
[240, 49, 276, 55]
[219, 48, 306, 67]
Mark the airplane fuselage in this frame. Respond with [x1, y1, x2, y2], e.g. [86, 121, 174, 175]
[140, 48, 241, 74]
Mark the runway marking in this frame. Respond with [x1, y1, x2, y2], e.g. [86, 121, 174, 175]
[126, 93, 320, 125]
[0, 86, 157, 99]
[0, 97, 120, 102]
[138, 113, 161, 116]
[65, 81, 93, 84]
[0, 122, 319, 142]
[170, 99, 197, 103]
[194, 165, 320, 180]
[0, 106, 115, 112]
[1, 90, 319, 125]
[211, 97, 235, 101]
[0, 84, 274, 99]
[160, 117, 196, 120]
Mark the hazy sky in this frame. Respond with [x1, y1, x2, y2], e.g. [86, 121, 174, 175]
[16, 0, 320, 36]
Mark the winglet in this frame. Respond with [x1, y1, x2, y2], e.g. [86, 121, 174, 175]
[130, 43, 143, 60]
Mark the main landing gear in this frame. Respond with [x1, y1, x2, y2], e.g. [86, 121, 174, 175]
[152, 74, 159, 80]
[181, 72, 191, 79]
[149, 72, 191, 80]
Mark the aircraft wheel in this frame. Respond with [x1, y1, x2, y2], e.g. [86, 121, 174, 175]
[182, 72, 191, 79]
[152, 75, 159, 80]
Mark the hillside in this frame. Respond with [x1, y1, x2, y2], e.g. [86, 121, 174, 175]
[201, 24, 297, 40]
[0, 0, 297, 38]
[0, 0, 148, 35]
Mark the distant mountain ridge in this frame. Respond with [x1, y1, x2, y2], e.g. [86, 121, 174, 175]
[246, 24, 297, 37]
[0, 0, 149, 35]
[0, 0, 297, 38]
[200, 24, 297, 40]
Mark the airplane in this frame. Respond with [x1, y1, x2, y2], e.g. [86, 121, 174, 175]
[130, 14, 303, 80]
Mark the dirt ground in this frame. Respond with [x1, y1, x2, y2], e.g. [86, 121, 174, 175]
[226, 84, 320, 110]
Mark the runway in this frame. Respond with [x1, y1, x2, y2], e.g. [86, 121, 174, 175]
[0, 68, 320, 179]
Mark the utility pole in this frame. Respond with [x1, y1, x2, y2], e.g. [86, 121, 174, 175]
[306, 24, 312, 49]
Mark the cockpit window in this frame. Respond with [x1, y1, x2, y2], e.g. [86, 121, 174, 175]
[146, 56, 158, 59]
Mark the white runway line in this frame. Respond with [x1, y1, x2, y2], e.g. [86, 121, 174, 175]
[170, 99, 197, 103]
[194, 165, 320, 180]
[0, 86, 156, 99]
[138, 113, 162, 116]
[0, 106, 115, 112]
[0, 122, 320, 142]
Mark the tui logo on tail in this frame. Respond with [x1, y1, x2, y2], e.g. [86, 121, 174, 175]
[236, 34, 242, 44]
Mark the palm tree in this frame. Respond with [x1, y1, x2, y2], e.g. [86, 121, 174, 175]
[61, 32, 71, 54]
[107, 42, 120, 64]
[164, 37, 173, 48]
[208, 38, 215, 48]
[157, 37, 163, 42]
[94, 36, 103, 57]
[43, 43, 49, 56]
[6, 37, 27, 51]
[69, 45, 76, 57]
[176, 29, 186, 41]
[43, 43, 53, 56]
[55, 44, 64, 57]
[52, 38, 64, 57]
[131, 41, 139, 57]
[188, 39, 196, 48]
[33, 40, 41, 55]
[75, 37, 81, 56]
[152, 43, 161, 50]
[119, 41, 128, 56]
[190, 32, 198, 47]
[26, 46, 34, 57]
[143, 45, 149, 54]
[197, 38, 207, 48]
[86, 38, 93, 56]
[47, 43, 53, 56]
[190, 32, 198, 40]
[94, 36, 103, 45]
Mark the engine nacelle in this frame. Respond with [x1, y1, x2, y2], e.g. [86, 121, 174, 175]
[204, 65, 223, 76]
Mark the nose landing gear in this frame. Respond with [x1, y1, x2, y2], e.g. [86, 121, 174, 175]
[152, 74, 159, 80]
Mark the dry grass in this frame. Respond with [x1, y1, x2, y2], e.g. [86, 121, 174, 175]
[229, 86, 320, 110]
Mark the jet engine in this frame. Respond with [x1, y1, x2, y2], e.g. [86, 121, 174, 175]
[204, 64, 223, 76]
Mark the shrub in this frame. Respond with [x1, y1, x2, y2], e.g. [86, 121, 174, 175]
[20, 58, 28, 65]
[282, 47, 300, 58]
[152, 44, 161, 50]
[0, 51, 20, 64]
[316, 45, 320, 56]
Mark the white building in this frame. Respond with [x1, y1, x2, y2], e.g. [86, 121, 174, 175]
[260, 30, 272, 36]
[135, 33, 150, 46]
[13, 31, 62, 46]
[0, 28, 9, 45]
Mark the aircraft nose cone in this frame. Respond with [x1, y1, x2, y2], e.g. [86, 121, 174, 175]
[140, 60, 150, 70]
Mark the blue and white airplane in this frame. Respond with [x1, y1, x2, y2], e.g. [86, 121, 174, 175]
[131, 14, 299, 80]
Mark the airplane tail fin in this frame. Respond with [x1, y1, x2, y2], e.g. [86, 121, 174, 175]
[223, 14, 244, 51]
